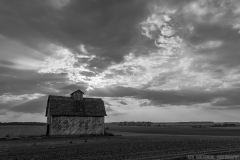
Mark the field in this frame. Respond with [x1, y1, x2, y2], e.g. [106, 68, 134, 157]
[1, 124, 240, 138]
[0, 125, 240, 159]
[0, 125, 46, 138]
[107, 123, 240, 136]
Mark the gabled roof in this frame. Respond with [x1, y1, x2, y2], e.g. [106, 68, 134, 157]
[45, 95, 106, 117]
[70, 89, 84, 95]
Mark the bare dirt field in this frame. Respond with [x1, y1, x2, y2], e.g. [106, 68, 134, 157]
[1, 135, 240, 160]
[107, 123, 240, 137]
[0, 125, 240, 159]
[1, 124, 240, 138]
[0, 125, 46, 138]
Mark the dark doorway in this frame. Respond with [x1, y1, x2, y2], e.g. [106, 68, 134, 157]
[46, 124, 50, 136]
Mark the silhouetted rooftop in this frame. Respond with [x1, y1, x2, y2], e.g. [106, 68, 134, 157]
[45, 95, 106, 117]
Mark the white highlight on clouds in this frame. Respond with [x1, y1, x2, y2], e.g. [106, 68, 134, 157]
[38, 8, 185, 90]
[96, 52, 168, 88]
[0, 93, 45, 104]
[196, 41, 223, 49]
[80, 44, 89, 54]
[140, 12, 183, 55]
[140, 14, 172, 39]
[37, 3, 239, 92]
[39, 45, 91, 74]
[39, 45, 98, 87]
[39, 38, 183, 90]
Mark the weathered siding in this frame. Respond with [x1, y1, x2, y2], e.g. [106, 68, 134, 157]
[51, 116, 104, 135]
[71, 91, 83, 101]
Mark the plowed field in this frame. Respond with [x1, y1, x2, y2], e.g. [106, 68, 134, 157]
[1, 136, 240, 160]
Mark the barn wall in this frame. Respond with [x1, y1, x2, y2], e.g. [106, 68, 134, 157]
[71, 91, 83, 101]
[46, 107, 51, 135]
[51, 116, 104, 135]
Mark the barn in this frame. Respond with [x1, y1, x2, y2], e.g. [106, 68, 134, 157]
[45, 89, 107, 136]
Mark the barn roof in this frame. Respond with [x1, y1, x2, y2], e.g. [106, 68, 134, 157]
[45, 95, 107, 117]
[70, 89, 84, 95]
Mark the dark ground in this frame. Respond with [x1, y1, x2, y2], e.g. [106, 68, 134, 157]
[0, 125, 240, 159]
[1, 124, 240, 138]
[0, 135, 240, 160]
[106, 123, 240, 136]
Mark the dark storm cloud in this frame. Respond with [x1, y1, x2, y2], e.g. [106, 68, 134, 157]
[88, 87, 203, 105]
[186, 23, 240, 45]
[0, 0, 151, 63]
[190, 41, 240, 74]
[0, 60, 16, 67]
[175, 1, 240, 70]
[0, 66, 69, 95]
[89, 86, 240, 109]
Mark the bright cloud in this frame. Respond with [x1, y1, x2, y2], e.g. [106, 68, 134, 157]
[38, 12, 185, 90]
[39, 45, 91, 74]
[37, 0, 240, 96]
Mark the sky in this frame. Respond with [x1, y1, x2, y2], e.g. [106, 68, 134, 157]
[0, 0, 240, 122]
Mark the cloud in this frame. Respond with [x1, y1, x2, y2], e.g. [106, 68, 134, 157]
[195, 40, 222, 49]
[38, 42, 184, 90]
[105, 106, 127, 116]
[0, 110, 7, 115]
[89, 86, 240, 110]
[0, 93, 45, 104]
[119, 101, 128, 105]
[0, 66, 70, 95]
[1, 0, 240, 121]
[0, 93, 47, 114]
[49, 0, 72, 9]
[0, 0, 151, 62]
[9, 96, 48, 114]
[0, 35, 45, 70]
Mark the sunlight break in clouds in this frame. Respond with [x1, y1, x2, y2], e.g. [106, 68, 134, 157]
[0, 93, 45, 104]
[38, 44, 97, 89]
[39, 13, 184, 90]
[38, 1, 240, 94]
[39, 44, 91, 74]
